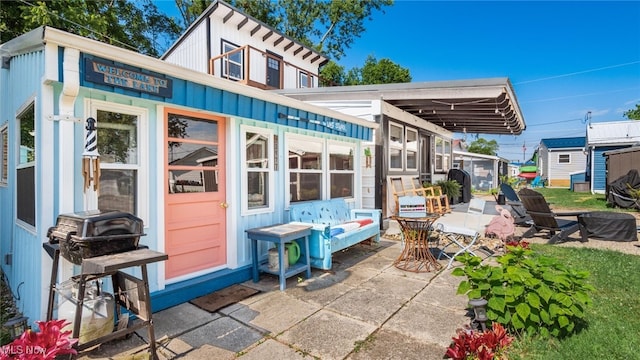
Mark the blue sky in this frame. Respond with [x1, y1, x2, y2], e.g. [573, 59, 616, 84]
[156, 1, 640, 162]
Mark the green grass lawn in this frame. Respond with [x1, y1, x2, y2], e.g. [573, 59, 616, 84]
[508, 244, 640, 360]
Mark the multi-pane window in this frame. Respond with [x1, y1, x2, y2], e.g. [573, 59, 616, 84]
[242, 126, 273, 213]
[167, 113, 219, 194]
[435, 137, 451, 172]
[222, 41, 243, 80]
[558, 154, 571, 164]
[288, 137, 323, 202]
[97, 109, 140, 214]
[406, 128, 418, 170]
[389, 122, 403, 170]
[17, 102, 35, 226]
[1, 124, 7, 184]
[329, 142, 354, 198]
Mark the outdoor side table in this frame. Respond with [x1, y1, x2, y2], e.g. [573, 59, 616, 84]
[246, 223, 312, 291]
[43, 243, 167, 359]
[392, 215, 442, 273]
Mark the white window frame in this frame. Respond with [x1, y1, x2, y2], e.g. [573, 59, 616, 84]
[327, 140, 355, 199]
[558, 153, 571, 164]
[299, 71, 310, 88]
[222, 40, 243, 81]
[286, 133, 324, 205]
[0, 123, 7, 186]
[87, 100, 148, 224]
[405, 127, 418, 171]
[435, 136, 451, 173]
[241, 125, 275, 215]
[389, 122, 404, 171]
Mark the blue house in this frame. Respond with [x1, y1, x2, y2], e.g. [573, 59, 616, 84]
[586, 121, 640, 193]
[0, 26, 377, 326]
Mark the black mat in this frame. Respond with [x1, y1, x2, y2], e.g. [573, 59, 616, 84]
[190, 285, 259, 313]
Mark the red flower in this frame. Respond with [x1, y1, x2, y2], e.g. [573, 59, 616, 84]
[1, 320, 77, 360]
[445, 323, 514, 360]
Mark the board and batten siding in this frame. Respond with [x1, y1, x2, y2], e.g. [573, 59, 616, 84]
[592, 146, 620, 193]
[163, 20, 209, 74]
[0, 49, 47, 326]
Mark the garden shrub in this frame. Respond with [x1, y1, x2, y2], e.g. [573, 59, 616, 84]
[452, 246, 594, 338]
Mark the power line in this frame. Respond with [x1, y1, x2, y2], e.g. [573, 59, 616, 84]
[514, 61, 640, 85]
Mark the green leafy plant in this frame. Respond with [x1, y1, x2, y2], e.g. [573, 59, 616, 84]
[452, 247, 594, 338]
[436, 179, 461, 202]
[445, 322, 513, 360]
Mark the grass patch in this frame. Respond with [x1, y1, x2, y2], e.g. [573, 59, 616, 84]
[507, 244, 640, 359]
[534, 188, 613, 210]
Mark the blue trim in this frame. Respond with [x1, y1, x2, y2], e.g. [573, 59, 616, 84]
[150, 265, 253, 312]
[77, 53, 372, 141]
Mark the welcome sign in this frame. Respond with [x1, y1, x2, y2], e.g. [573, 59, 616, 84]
[84, 58, 173, 97]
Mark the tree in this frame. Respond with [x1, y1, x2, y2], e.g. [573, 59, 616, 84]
[0, 0, 182, 57]
[624, 104, 640, 120]
[467, 138, 499, 156]
[347, 55, 411, 85]
[177, 0, 392, 61]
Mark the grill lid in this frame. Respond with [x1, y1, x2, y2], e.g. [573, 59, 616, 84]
[48, 210, 144, 243]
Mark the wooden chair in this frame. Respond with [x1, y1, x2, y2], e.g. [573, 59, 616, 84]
[518, 188, 588, 244]
[434, 186, 451, 213]
[390, 177, 410, 214]
[410, 177, 439, 213]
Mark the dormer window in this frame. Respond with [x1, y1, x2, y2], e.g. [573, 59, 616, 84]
[221, 40, 243, 81]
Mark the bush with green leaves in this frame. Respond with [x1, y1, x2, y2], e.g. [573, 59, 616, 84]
[452, 246, 594, 338]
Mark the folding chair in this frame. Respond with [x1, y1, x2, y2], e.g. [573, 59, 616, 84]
[434, 198, 486, 268]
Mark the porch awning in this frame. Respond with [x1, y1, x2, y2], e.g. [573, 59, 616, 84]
[275, 78, 526, 135]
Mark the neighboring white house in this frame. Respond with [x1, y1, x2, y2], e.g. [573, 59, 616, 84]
[538, 136, 586, 188]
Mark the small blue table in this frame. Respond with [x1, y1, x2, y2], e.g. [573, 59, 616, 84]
[246, 223, 312, 290]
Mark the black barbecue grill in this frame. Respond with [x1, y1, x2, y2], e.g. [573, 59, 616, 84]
[47, 210, 145, 265]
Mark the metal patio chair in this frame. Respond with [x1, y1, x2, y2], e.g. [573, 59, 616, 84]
[434, 197, 486, 268]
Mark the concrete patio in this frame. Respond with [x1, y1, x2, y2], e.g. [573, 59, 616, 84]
[75, 232, 481, 359]
[73, 199, 639, 359]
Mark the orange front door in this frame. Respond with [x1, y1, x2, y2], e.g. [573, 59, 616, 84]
[164, 108, 226, 280]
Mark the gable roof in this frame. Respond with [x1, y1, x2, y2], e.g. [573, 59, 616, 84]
[162, 0, 328, 66]
[587, 120, 640, 146]
[540, 136, 585, 149]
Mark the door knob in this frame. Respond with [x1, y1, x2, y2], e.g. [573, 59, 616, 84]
[220, 202, 228, 208]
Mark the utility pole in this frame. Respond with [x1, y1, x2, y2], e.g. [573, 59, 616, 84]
[522, 141, 526, 162]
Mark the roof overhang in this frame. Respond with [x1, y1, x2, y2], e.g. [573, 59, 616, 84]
[275, 78, 526, 135]
[0, 26, 374, 132]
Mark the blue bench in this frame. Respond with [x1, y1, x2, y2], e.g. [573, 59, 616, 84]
[288, 199, 381, 270]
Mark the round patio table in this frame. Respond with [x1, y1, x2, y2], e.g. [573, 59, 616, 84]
[392, 215, 442, 272]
